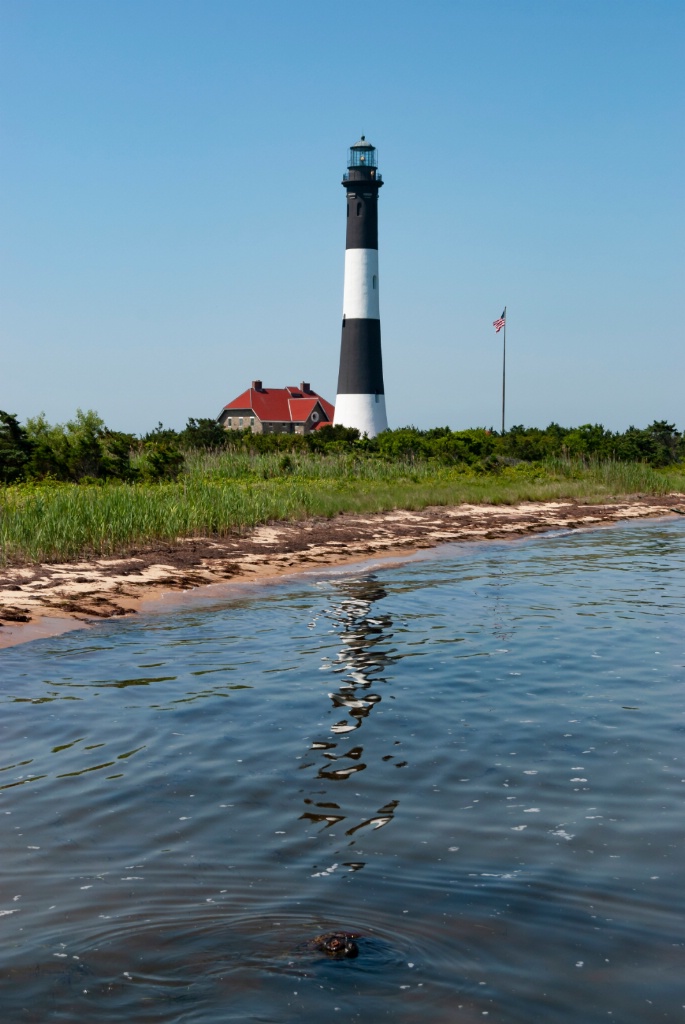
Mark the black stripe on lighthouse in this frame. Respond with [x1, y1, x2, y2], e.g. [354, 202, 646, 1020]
[334, 135, 388, 437]
[337, 319, 383, 394]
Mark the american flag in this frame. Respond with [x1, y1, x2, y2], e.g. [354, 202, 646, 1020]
[493, 309, 506, 333]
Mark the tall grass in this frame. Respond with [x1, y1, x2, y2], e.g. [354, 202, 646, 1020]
[180, 447, 444, 483]
[1, 456, 683, 567]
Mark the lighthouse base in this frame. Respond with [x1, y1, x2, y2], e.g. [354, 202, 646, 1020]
[333, 393, 388, 438]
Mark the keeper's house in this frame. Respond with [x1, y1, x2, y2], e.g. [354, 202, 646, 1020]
[218, 381, 335, 435]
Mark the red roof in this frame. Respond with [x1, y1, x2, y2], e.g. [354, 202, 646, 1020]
[222, 385, 334, 425]
[287, 397, 320, 421]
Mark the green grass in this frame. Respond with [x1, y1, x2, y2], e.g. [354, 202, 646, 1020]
[2, 454, 684, 567]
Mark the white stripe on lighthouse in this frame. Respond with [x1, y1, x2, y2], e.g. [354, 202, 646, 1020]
[342, 249, 380, 320]
[334, 393, 387, 437]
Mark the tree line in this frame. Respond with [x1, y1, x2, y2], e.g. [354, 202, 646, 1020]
[1, 408, 683, 485]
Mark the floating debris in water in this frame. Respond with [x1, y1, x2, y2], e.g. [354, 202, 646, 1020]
[311, 862, 339, 878]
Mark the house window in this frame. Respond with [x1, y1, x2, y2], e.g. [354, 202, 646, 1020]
[239, 416, 244, 427]
[227, 417, 232, 426]
[250, 416, 255, 427]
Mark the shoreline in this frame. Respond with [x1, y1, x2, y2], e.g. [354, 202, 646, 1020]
[1, 496, 683, 649]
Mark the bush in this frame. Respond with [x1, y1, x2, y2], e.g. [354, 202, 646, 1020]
[23, 410, 138, 482]
[0, 411, 34, 483]
[140, 441, 185, 481]
[178, 417, 230, 450]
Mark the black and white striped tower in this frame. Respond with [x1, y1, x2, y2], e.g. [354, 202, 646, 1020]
[333, 135, 388, 436]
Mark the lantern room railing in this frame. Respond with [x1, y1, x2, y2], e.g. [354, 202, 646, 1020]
[343, 171, 382, 183]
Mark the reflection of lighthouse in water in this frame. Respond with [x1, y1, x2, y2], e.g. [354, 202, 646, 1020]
[324, 576, 394, 736]
[300, 575, 405, 848]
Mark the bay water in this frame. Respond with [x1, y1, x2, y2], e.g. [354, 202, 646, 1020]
[1, 518, 683, 1022]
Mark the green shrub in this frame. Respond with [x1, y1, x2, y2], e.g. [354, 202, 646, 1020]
[0, 411, 33, 483]
[140, 441, 185, 481]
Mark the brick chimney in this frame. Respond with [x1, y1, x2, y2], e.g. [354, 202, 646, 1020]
[252, 380, 263, 391]
[300, 381, 311, 393]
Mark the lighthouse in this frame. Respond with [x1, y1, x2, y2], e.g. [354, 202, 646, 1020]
[333, 135, 388, 437]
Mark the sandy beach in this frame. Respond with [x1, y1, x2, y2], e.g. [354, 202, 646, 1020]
[1, 495, 683, 648]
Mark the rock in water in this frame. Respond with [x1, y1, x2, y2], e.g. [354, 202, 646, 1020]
[312, 932, 360, 958]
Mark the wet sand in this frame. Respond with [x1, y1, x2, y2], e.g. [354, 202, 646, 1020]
[1, 496, 683, 648]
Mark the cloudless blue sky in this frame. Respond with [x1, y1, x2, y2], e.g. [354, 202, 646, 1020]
[1, 0, 683, 434]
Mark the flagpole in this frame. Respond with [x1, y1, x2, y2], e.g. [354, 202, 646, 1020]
[501, 306, 507, 435]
